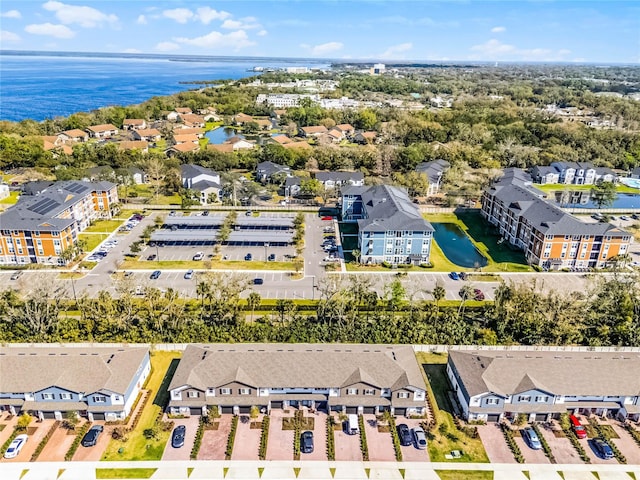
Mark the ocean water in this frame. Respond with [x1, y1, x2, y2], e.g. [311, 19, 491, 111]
[0, 52, 326, 122]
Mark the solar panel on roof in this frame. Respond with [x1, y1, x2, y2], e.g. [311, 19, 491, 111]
[66, 182, 89, 193]
[27, 198, 61, 215]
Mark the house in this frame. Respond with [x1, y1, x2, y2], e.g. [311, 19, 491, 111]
[173, 133, 200, 145]
[178, 114, 206, 128]
[631, 167, 640, 179]
[0, 181, 118, 265]
[481, 168, 631, 270]
[233, 113, 253, 125]
[255, 119, 272, 131]
[0, 184, 9, 201]
[41, 137, 73, 156]
[0, 345, 150, 422]
[122, 119, 147, 130]
[284, 176, 302, 198]
[227, 137, 255, 150]
[127, 167, 148, 184]
[341, 185, 434, 266]
[167, 108, 192, 121]
[271, 135, 293, 145]
[353, 131, 377, 144]
[530, 165, 560, 185]
[118, 141, 149, 153]
[180, 164, 221, 205]
[447, 350, 640, 423]
[59, 129, 89, 143]
[86, 124, 119, 139]
[324, 129, 344, 143]
[208, 144, 234, 153]
[171, 127, 205, 138]
[85, 165, 115, 182]
[166, 143, 200, 156]
[315, 171, 365, 190]
[416, 159, 451, 195]
[335, 124, 355, 137]
[132, 128, 162, 142]
[300, 125, 328, 138]
[167, 344, 427, 417]
[532, 162, 617, 185]
[256, 161, 292, 183]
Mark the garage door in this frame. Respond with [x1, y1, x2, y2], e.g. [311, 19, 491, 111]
[535, 414, 547, 422]
[363, 407, 376, 414]
[270, 401, 283, 410]
[190, 407, 202, 416]
[330, 405, 342, 412]
[487, 414, 500, 422]
[238, 406, 251, 414]
[346, 407, 358, 414]
[42, 412, 56, 419]
[221, 406, 234, 414]
[92, 412, 106, 421]
[394, 408, 406, 416]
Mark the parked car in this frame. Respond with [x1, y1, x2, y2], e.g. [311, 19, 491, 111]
[345, 414, 359, 435]
[592, 438, 614, 459]
[147, 254, 157, 261]
[459, 272, 468, 281]
[150, 270, 161, 279]
[81, 425, 104, 447]
[412, 426, 427, 449]
[202, 210, 210, 216]
[123, 271, 133, 278]
[397, 423, 412, 446]
[620, 215, 630, 221]
[192, 252, 204, 261]
[632, 214, 639, 220]
[244, 253, 253, 261]
[301, 430, 314, 453]
[169, 211, 176, 216]
[473, 288, 485, 301]
[171, 425, 186, 448]
[569, 415, 587, 439]
[10, 271, 22, 281]
[268, 253, 276, 262]
[245, 211, 253, 216]
[253, 278, 264, 285]
[4, 434, 28, 458]
[184, 269, 194, 280]
[449, 272, 460, 280]
[522, 427, 542, 450]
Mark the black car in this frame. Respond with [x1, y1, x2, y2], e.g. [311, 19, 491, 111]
[396, 423, 412, 446]
[202, 210, 210, 216]
[171, 425, 186, 448]
[268, 253, 276, 262]
[81, 425, 104, 447]
[592, 438, 614, 459]
[150, 270, 161, 279]
[301, 430, 314, 453]
[147, 254, 157, 261]
[245, 253, 253, 261]
[253, 278, 264, 285]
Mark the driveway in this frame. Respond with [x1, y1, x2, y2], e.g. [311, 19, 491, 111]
[231, 415, 262, 460]
[333, 416, 362, 461]
[266, 410, 294, 460]
[400, 419, 430, 462]
[514, 428, 550, 464]
[162, 416, 201, 461]
[362, 414, 395, 462]
[536, 423, 584, 464]
[609, 422, 640, 465]
[197, 415, 232, 460]
[476, 423, 517, 463]
[1, 419, 56, 463]
[37, 422, 79, 461]
[579, 437, 617, 465]
[73, 422, 109, 461]
[300, 411, 327, 461]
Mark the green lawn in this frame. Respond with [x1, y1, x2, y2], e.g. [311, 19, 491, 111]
[78, 233, 109, 252]
[83, 219, 123, 233]
[436, 471, 493, 480]
[0, 191, 20, 204]
[148, 140, 167, 155]
[96, 469, 157, 479]
[534, 183, 639, 194]
[154, 194, 182, 206]
[120, 184, 153, 199]
[415, 352, 490, 464]
[101, 351, 181, 461]
[119, 259, 295, 271]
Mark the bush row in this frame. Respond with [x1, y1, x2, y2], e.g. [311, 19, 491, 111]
[358, 414, 369, 461]
[30, 421, 60, 462]
[326, 416, 336, 461]
[500, 423, 525, 463]
[531, 423, 556, 464]
[588, 417, 627, 464]
[258, 415, 269, 460]
[293, 411, 302, 460]
[559, 413, 590, 463]
[0, 428, 19, 457]
[190, 418, 205, 460]
[625, 423, 640, 447]
[453, 415, 479, 439]
[106, 391, 144, 426]
[65, 423, 90, 461]
[387, 415, 403, 462]
[225, 415, 238, 460]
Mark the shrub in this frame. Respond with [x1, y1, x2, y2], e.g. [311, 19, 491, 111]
[625, 423, 640, 447]
[0, 429, 19, 457]
[31, 421, 60, 461]
[65, 423, 90, 461]
[225, 415, 239, 460]
[531, 423, 556, 463]
[143, 426, 159, 439]
[500, 422, 525, 463]
[293, 410, 303, 460]
[326, 416, 336, 461]
[16, 413, 33, 431]
[559, 414, 590, 463]
[589, 417, 626, 464]
[111, 426, 129, 441]
[190, 418, 205, 460]
[387, 415, 403, 461]
[358, 415, 369, 461]
[258, 415, 269, 460]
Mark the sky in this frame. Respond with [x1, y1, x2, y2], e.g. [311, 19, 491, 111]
[0, 1, 638, 63]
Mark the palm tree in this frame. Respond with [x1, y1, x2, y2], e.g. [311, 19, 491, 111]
[431, 282, 446, 312]
[247, 292, 261, 322]
[458, 284, 475, 317]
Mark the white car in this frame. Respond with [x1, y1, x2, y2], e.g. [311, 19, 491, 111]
[4, 434, 28, 458]
[192, 252, 204, 261]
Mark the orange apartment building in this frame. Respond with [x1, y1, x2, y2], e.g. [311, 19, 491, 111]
[481, 169, 631, 270]
[0, 181, 118, 266]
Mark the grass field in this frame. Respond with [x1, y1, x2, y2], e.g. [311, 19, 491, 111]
[78, 233, 109, 252]
[534, 183, 639, 194]
[119, 259, 295, 271]
[101, 351, 181, 461]
[436, 471, 493, 480]
[83, 219, 123, 233]
[416, 352, 490, 464]
[0, 191, 20, 204]
[95, 468, 157, 479]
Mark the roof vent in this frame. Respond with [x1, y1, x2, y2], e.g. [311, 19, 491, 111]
[480, 363, 485, 369]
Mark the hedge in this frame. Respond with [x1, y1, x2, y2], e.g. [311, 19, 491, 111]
[358, 415, 369, 461]
[190, 418, 205, 460]
[500, 423, 525, 463]
[0, 428, 19, 457]
[559, 413, 590, 463]
[326, 416, 336, 461]
[225, 415, 238, 460]
[531, 423, 556, 464]
[31, 421, 60, 461]
[387, 416, 403, 462]
[65, 423, 90, 461]
[625, 423, 640, 448]
[589, 417, 626, 464]
[258, 415, 269, 460]
[293, 410, 302, 460]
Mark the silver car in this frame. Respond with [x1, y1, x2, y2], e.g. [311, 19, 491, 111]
[412, 426, 427, 449]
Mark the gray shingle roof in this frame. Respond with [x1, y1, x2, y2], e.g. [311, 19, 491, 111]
[416, 159, 450, 184]
[191, 179, 220, 191]
[450, 350, 640, 397]
[315, 171, 364, 183]
[0, 346, 149, 396]
[181, 164, 218, 179]
[256, 161, 290, 177]
[169, 344, 426, 393]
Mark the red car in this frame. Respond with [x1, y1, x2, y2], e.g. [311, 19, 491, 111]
[569, 414, 587, 439]
[321, 216, 333, 221]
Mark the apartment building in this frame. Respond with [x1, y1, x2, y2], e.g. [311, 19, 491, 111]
[168, 344, 427, 417]
[0, 346, 150, 422]
[481, 169, 631, 269]
[447, 350, 640, 423]
[531, 162, 617, 185]
[0, 181, 118, 265]
[341, 185, 434, 266]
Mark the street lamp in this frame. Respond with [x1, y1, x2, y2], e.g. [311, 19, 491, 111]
[264, 242, 269, 261]
[311, 275, 316, 301]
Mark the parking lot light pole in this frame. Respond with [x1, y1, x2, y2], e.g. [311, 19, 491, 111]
[264, 242, 269, 261]
[156, 244, 159, 262]
[311, 275, 316, 301]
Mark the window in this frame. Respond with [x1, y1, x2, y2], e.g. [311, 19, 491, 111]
[219, 388, 231, 395]
[486, 398, 499, 405]
[187, 391, 199, 398]
[535, 396, 549, 403]
[207, 388, 215, 395]
[364, 389, 375, 396]
[397, 392, 409, 399]
[517, 395, 531, 402]
[93, 395, 107, 403]
[60, 393, 72, 400]
[347, 388, 358, 395]
[42, 393, 54, 400]
[239, 388, 251, 395]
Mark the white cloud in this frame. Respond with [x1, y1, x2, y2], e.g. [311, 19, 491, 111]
[0, 30, 21, 42]
[42, 1, 118, 28]
[221, 17, 261, 30]
[155, 41, 180, 52]
[257, 30, 268, 37]
[25, 22, 75, 39]
[469, 39, 571, 61]
[380, 42, 413, 59]
[491, 26, 506, 33]
[136, 15, 147, 25]
[1, 10, 22, 19]
[174, 30, 256, 50]
[302, 41, 344, 56]
[162, 8, 194, 24]
[196, 7, 231, 24]
[122, 48, 141, 54]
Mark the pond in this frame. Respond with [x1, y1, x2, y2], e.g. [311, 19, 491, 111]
[432, 223, 488, 268]
[205, 127, 244, 144]
[551, 191, 640, 209]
